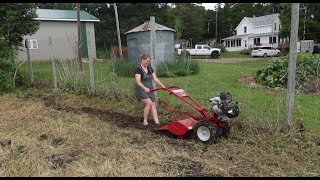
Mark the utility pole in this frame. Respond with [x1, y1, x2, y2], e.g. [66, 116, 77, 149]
[150, 16, 156, 71]
[150, 16, 157, 103]
[113, 3, 123, 58]
[208, 19, 213, 34]
[77, 3, 83, 72]
[215, 10, 218, 46]
[303, 5, 307, 40]
[286, 3, 300, 131]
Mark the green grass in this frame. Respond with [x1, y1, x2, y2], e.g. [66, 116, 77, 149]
[220, 51, 252, 58]
[18, 59, 320, 133]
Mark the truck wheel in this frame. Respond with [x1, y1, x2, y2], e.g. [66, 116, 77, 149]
[276, 52, 280, 57]
[211, 52, 219, 59]
[192, 121, 217, 144]
[263, 53, 267, 58]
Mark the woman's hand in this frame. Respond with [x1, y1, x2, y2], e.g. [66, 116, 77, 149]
[144, 87, 150, 93]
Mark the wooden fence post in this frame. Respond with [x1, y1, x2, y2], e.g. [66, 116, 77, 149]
[52, 59, 58, 89]
[89, 57, 95, 94]
[25, 39, 34, 83]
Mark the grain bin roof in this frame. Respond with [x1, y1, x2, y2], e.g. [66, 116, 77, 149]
[124, 21, 176, 34]
[34, 9, 100, 22]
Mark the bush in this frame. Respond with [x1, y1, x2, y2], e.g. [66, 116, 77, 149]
[254, 53, 320, 88]
[239, 49, 252, 55]
[110, 58, 136, 77]
[215, 44, 226, 52]
[111, 58, 200, 78]
[96, 48, 111, 59]
[157, 59, 200, 77]
[0, 39, 16, 94]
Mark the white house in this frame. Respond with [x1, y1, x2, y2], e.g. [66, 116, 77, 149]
[221, 13, 281, 52]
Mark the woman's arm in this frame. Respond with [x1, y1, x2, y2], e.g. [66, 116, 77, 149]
[152, 73, 165, 88]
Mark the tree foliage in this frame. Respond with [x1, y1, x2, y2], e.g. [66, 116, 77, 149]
[0, 3, 39, 93]
[279, 3, 320, 42]
[0, 3, 39, 47]
[34, 3, 320, 50]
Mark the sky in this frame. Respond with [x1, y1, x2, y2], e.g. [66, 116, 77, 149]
[201, 3, 217, 10]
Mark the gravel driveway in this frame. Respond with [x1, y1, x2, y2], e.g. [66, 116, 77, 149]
[193, 57, 269, 63]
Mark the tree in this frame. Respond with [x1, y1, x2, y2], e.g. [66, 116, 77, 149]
[174, 3, 206, 44]
[0, 3, 39, 93]
[279, 3, 320, 42]
[34, 3, 75, 10]
[0, 3, 39, 47]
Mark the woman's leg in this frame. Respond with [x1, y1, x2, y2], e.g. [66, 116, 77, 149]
[141, 98, 153, 125]
[150, 102, 160, 124]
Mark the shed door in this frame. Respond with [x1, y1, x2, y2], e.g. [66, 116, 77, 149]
[81, 22, 88, 58]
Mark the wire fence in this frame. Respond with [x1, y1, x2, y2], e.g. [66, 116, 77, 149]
[14, 10, 320, 132]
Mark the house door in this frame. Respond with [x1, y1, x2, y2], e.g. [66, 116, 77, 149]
[81, 22, 88, 58]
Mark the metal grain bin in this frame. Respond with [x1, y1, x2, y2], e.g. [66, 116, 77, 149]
[125, 21, 176, 66]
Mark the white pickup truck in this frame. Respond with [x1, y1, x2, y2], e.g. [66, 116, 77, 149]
[177, 44, 221, 59]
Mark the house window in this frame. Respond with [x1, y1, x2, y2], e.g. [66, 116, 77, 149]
[269, 37, 277, 44]
[244, 26, 247, 33]
[231, 40, 235, 47]
[274, 23, 277, 31]
[245, 40, 247, 47]
[254, 38, 260, 45]
[27, 39, 38, 49]
[279, 24, 281, 30]
[236, 39, 241, 46]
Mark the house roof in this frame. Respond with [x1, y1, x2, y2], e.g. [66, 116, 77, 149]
[246, 13, 279, 27]
[124, 21, 176, 34]
[221, 32, 279, 40]
[221, 34, 250, 40]
[34, 9, 100, 22]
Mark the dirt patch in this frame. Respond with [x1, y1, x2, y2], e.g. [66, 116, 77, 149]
[298, 75, 320, 94]
[239, 75, 320, 94]
[1, 89, 319, 176]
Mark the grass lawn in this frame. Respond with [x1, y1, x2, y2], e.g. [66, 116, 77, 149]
[18, 58, 320, 133]
[5, 58, 319, 176]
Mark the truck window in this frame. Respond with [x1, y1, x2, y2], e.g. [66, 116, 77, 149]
[196, 46, 202, 49]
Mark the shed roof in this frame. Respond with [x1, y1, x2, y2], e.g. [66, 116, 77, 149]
[34, 9, 100, 22]
[125, 21, 176, 34]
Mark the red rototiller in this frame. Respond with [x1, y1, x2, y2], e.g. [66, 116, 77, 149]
[150, 85, 239, 144]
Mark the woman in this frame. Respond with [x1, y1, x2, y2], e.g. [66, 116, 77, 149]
[134, 54, 166, 126]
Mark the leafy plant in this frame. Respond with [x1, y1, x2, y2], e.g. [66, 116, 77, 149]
[239, 49, 252, 55]
[215, 43, 226, 52]
[0, 39, 16, 94]
[255, 53, 320, 88]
